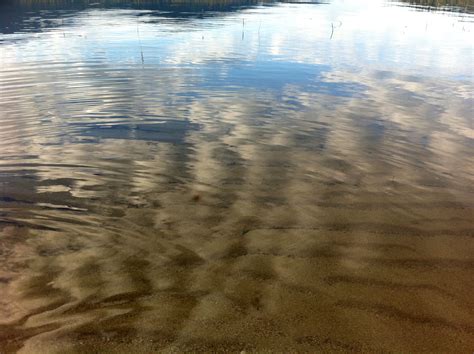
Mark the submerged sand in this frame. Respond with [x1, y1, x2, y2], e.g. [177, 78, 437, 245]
[1, 102, 473, 351]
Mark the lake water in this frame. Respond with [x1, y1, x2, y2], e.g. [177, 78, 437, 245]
[0, 0, 473, 352]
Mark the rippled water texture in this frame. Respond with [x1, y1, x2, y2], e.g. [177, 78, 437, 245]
[1, 0, 473, 352]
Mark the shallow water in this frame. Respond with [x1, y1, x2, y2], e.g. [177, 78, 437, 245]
[1, 0, 473, 352]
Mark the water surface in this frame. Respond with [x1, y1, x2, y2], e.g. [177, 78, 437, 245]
[1, 0, 473, 352]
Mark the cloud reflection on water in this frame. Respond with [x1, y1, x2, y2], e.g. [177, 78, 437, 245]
[0, 0, 473, 352]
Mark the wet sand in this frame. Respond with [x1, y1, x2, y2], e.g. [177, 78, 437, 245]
[1, 87, 473, 351]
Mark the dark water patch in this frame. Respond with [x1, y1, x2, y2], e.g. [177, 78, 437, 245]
[72, 120, 200, 143]
[200, 61, 368, 98]
[392, 0, 474, 14]
[296, 335, 366, 352]
[324, 275, 457, 300]
[336, 300, 474, 334]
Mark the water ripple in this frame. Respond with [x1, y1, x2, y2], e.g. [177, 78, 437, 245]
[0, 0, 473, 352]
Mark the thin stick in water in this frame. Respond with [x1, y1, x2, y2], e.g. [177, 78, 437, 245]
[137, 18, 144, 64]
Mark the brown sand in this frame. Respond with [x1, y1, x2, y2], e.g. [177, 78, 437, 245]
[1, 100, 473, 351]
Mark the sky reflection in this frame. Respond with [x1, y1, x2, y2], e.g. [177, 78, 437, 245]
[1, 1, 473, 77]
